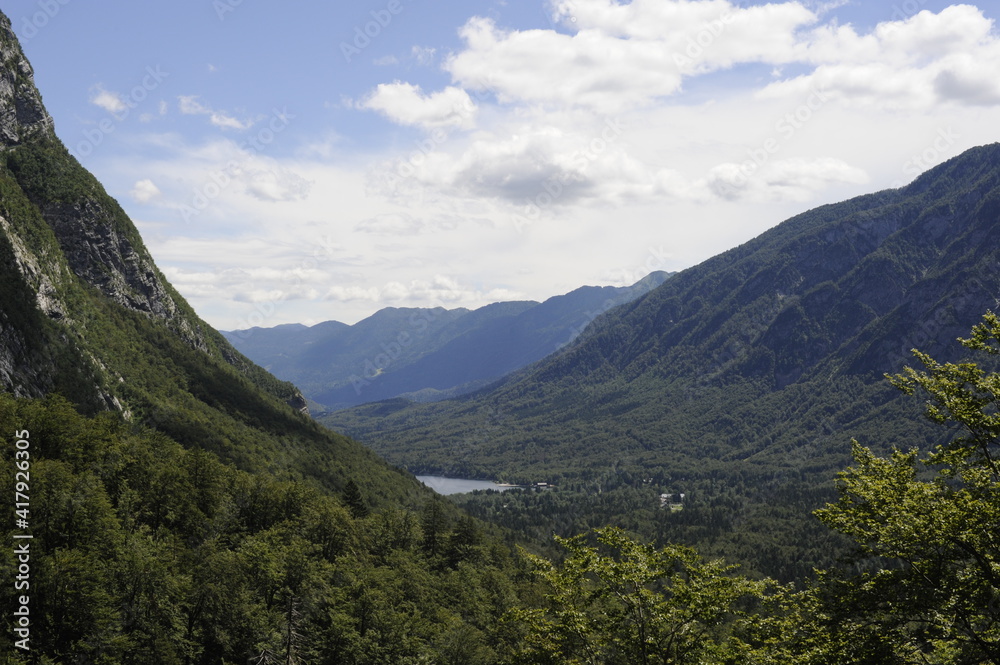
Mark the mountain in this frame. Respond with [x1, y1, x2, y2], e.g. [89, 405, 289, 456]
[223, 270, 671, 410]
[326, 144, 1000, 578]
[0, 14, 544, 662]
[0, 14, 427, 509]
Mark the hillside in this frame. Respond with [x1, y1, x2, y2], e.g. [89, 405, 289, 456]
[326, 144, 1000, 577]
[3, 7, 1000, 661]
[0, 16, 437, 507]
[0, 12, 539, 662]
[224, 271, 671, 411]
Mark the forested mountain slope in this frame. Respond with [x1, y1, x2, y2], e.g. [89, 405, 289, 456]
[0, 13, 425, 511]
[328, 144, 1000, 576]
[224, 271, 671, 410]
[0, 12, 526, 661]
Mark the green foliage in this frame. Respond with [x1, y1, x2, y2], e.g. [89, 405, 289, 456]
[811, 311, 1000, 664]
[0, 393, 526, 663]
[507, 527, 764, 665]
[5, 305, 1000, 663]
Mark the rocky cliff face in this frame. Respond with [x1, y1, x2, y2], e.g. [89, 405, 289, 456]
[0, 13, 193, 337]
[42, 198, 182, 320]
[0, 14, 52, 147]
[0, 13, 297, 410]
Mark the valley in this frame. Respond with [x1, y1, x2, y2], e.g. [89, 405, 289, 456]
[2, 3, 1000, 663]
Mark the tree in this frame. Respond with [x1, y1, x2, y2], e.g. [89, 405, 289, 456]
[506, 526, 764, 665]
[421, 499, 451, 558]
[813, 312, 1000, 664]
[342, 479, 369, 519]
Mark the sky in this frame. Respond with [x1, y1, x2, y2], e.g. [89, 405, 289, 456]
[4, 0, 1000, 329]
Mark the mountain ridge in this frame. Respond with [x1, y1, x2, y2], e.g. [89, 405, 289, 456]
[224, 271, 672, 410]
[326, 144, 1000, 574]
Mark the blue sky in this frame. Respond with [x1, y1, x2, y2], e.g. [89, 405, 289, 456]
[5, 0, 999, 328]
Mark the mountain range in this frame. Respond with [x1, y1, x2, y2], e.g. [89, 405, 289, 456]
[325, 143, 1000, 578]
[223, 271, 671, 411]
[5, 5, 1000, 661]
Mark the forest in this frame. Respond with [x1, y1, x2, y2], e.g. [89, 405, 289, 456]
[4, 312, 1000, 664]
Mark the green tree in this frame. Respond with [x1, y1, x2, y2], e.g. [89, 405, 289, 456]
[422, 498, 451, 558]
[813, 312, 1000, 664]
[342, 479, 369, 519]
[507, 526, 763, 665]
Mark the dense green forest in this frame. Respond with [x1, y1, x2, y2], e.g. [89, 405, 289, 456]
[4, 313, 1000, 663]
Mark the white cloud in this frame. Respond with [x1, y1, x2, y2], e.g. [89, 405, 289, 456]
[346, 274, 521, 305]
[361, 82, 477, 130]
[130, 178, 162, 203]
[178, 95, 210, 115]
[90, 87, 127, 114]
[759, 5, 1000, 110]
[324, 285, 382, 302]
[412, 45, 437, 65]
[243, 168, 313, 202]
[178, 95, 252, 130]
[373, 54, 399, 66]
[366, 115, 703, 208]
[445, 2, 819, 114]
[210, 113, 252, 131]
[354, 212, 469, 235]
[706, 157, 869, 202]
[437, 3, 1000, 116]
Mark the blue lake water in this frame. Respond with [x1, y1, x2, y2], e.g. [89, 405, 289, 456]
[416, 475, 518, 495]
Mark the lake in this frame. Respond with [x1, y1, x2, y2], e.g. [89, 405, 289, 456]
[416, 475, 519, 495]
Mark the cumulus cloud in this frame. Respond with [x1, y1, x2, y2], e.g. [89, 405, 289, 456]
[360, 82, 477, 130]
[444, 2, 818, 113]
[759, 5, 1000, 110]
[366, 116, 697, 208]
[129, 178, 162, 203]
[90, 86, 127, 114]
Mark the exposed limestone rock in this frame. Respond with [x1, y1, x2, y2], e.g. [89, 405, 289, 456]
[0, 14, 52, 147]
[42, 199, 179, 319]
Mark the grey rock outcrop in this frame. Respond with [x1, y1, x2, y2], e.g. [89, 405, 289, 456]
[0, 14, 52, 146]
[43, 199, 180, 320]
